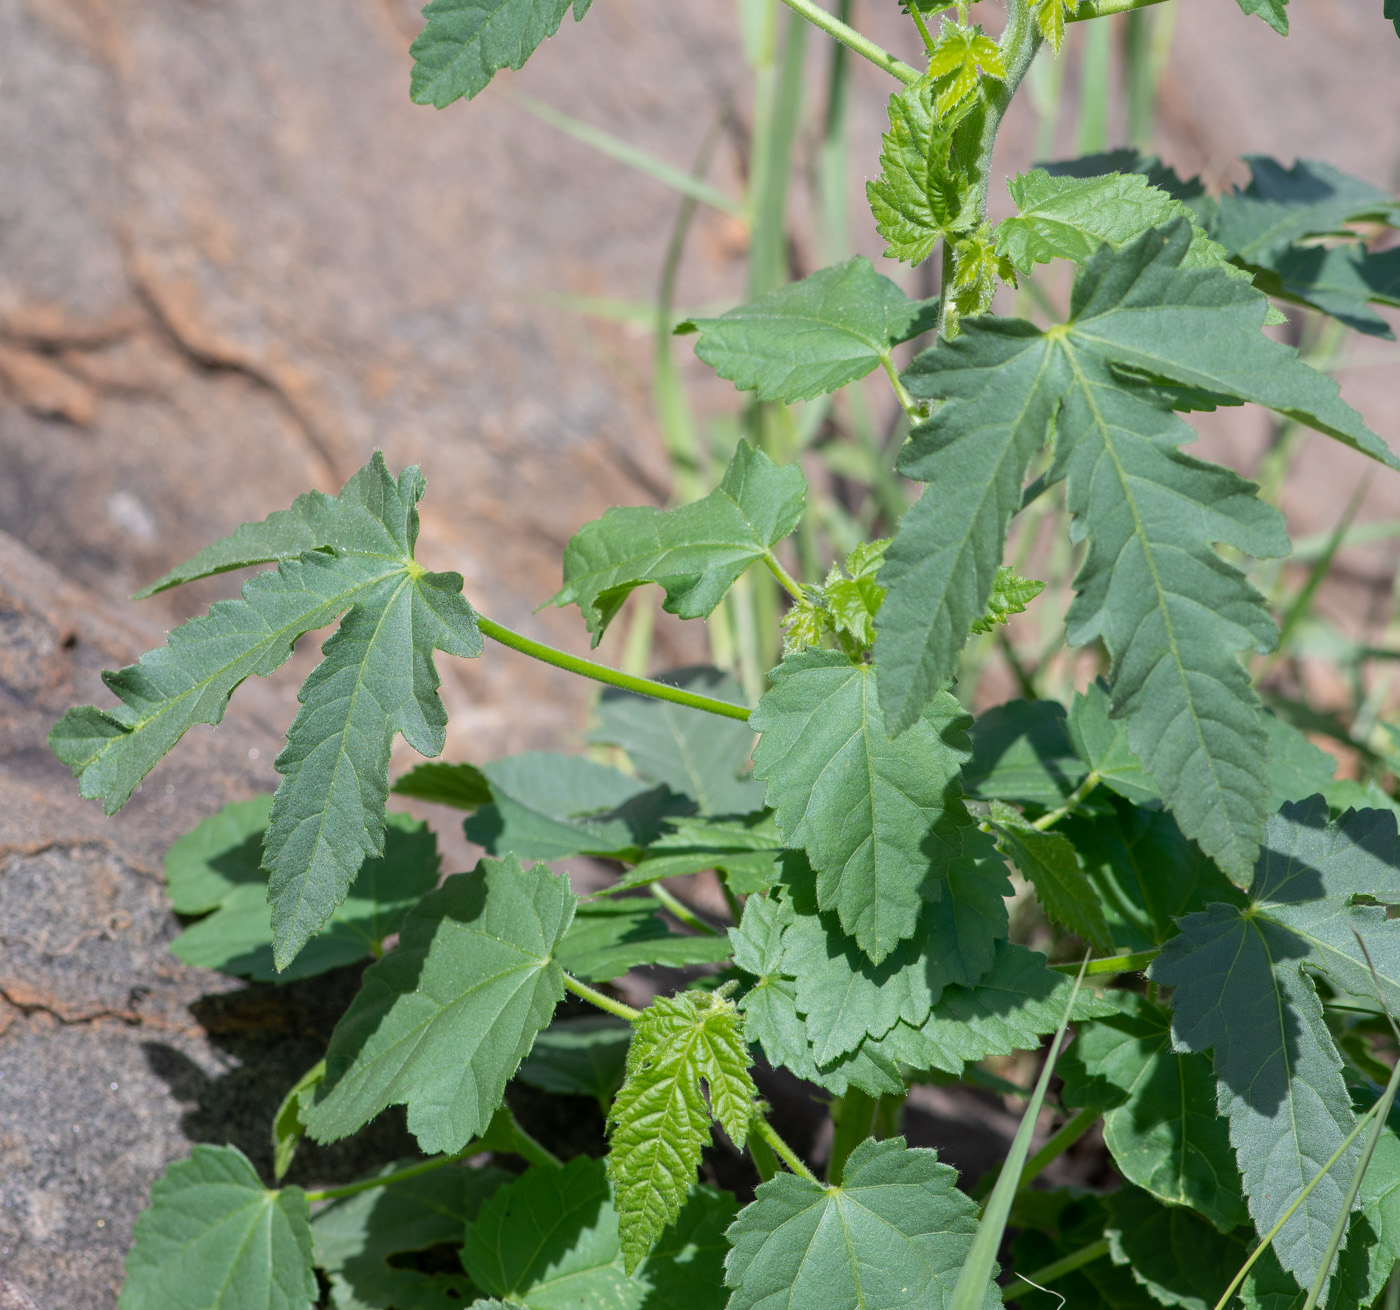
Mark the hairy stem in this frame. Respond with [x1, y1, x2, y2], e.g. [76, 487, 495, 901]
[763, 550, 809, 603]
[562, 972, 642, 1023]
[775, 0, 922, 85]
[478, 616, 751, 722]
[303, 1151, 474, 1203]
[1000, 1238, 1111, 1301]
[827, 1087, 878, 1184]
[880, 353, 922, 420]
[752, 1111, 821, 1183]
[1032, 769, 1101, 830]
[649, 882, 722, 936]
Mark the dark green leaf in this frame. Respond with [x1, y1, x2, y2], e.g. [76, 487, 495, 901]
[555, 896, 731, 982]
[1066, 679, 1159, 806]
[1389, 0, 1400, 38]
[607, 990, 754, 1269]
[119, 1145, 316, 1310]
[163, 794, 272, 913]
[272, 1060, 323, 1184]
[391, 760, 491, 809]
[310, 1162, 508, 1310]
[553, 441, 806, 644]
[1152, 798, 1400, 1293]
[1010, 1193, 1155, 1309]
[1264, 714, 1338, 810]
[170, 812, 440, 982]
[988, 801, 1113, 950]
[465, 751, 689, 861]
[461, 1157, 734, 1310]
[1252, 243, 1400, 340]
[1231, 0, 1289, 33]
[1060, 993, 1248, 1230]
[680, 257, 938, 403]
[621, 812, 783, 894]
[877, 321, 1063, 733]
[587, 666, 762, 815]
[307, 855, 575, 1155]
[409, 0, 592, 109]
[964, 698, 1088, 807]
[724, 1137, 996, 1310]
[750, 649, 972, 963]
[516, 1015, 632, 1109]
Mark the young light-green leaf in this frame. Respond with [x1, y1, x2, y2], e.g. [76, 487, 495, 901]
[750, 649, 973, 964]
[552, 441, 806, 644]
[679, 257, 938, 404]
[724, 1137, 995, 1310]
[587, 666, 762, 816]
[409, 0, 593, 108]
[119, 1145, 317, 1310]
[1152, 799, 1400, 1294]
[1060, 993, 1249, 1231]
[306, 855, 575, 1155]
[607, 990, 755, 1272]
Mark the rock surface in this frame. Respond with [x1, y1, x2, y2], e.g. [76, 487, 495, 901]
[1, 0, 1398, 1304]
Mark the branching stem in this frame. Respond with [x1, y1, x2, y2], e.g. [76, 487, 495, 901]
[478, 616, 751, 722]
[775, 0, 922, 85]
[562, 972, 642, 1023]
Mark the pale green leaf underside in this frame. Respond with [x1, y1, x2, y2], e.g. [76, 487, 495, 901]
[553, 440, 806, 644]
[682, 257, 937, 403]
[119, 1145, 317, 1310]
[1153, 800, 1400, 1293]
[724, 1137, 996, 1310]
[409, 0, 593, 109]
[751, 649, 972, 964]
[307, 856, 575, 1156]
[607, 991, 755, 1272]
[556, 896, 733, 981]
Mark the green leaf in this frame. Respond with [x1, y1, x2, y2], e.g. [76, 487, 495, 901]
[988, 801, 1113, 950]
[1011, 1194, 1155, 1309]
[926, 24, 1005, 116]
[1389, 0, 1400, 37]
[409, 0, 592, 109]
[272, 1060, 323, 1184]
[552, 441, 806, 644]
[311, 1162, 507, 1310]
[967, 566, 1044, 634]
[1151, 798, 1400, 1293]
[724, 1137, 996, 1310]
[679, 257, 938, 403]
[875, 320, 1064, 733]
[1030, 0, 1074, 50]
[587, 666, 762, 815]
[51, 454, 483, 972]
[866, 80, 973, 265]
[465, 751, 688, 861]
[1264, 714, 1338, 810]
[119, 1145, 317, 1310]
[606, 990, 755, 1271]
[461, 1157, 735, 1310]
[306, 855, 575, 1155]
[163, 794, 273, 913]
[777, 832, 1010, 1064]
[1066, 680, 1160, 807]
[1060, 993, 1248, 1230]
[391, 760, 491, 809]
[170, 812, 441, 982]
[1212, 157, 1400, 262]
[964, 698, 1089, 808]
[1252, 243, 1400, 340]
[996, 169, 1247, 282]
[1102, 1185, 1250, 1310]
[622, 812, 783, 894]
[555, 896, 732, 982]
[750, 649, 973, 964]
[517, 1015, 633, 1110]
[1232, 0, 1289, 33]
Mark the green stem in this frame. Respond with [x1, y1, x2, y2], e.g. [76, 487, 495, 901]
[879, 353, 922, 420]
[907, 1, 939, 55]
[1067, 0, 1170, 19]
[649, 883, 721, 936]
[775, 0, 921, 84]
[749, 1128, 780, 1183]
[763, 550, 808, 603]
[1214, 1097, 1385, 1310]
[966, 0, 1042, 226]
[1000, 1238, 1111, 1301]
[478, 617, 751, 722]
[752, 1112, 821, 1184]
[304, 1150, 473, 1203]
[1050, 948, 1158, 976]
[1031, 770, 1100, 830]
[827, 1088, 878, 1185]
[1017, 1106, 1099, 1190]
[562, 972, 642, 1022]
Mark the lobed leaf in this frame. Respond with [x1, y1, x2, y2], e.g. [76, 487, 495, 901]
[724, 1137, 996, 1310]
[1152, 798, 1400, 1294]
[679, 257, 938, 403]
[555, 896, 733, 982]
[409, 0, 593, 109]
[552, 441, 806, 644]
[119, 1145, 317, 1310]
[587, 666, 762, 816]
[462, 1157, 734, 1310]
[750, 649, 972, 963]
[606, 991, 755, 1271]
[306, 855, 575, 1156]
[967, 566, 1044, 634]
